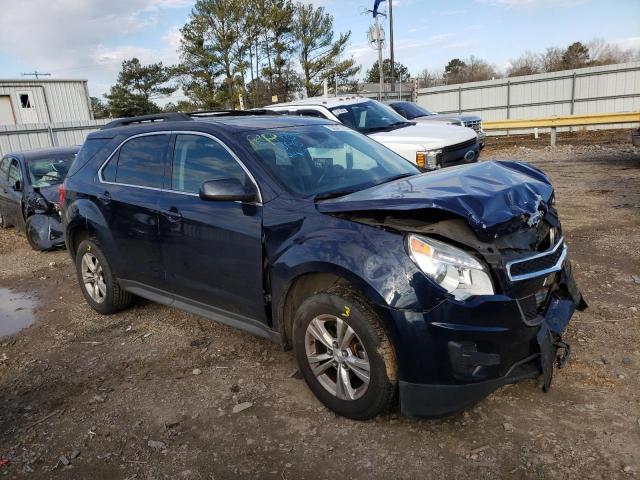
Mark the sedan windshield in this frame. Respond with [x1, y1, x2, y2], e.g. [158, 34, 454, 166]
[27, 154, 75, 188]
[391, 102, 435, 120]
[328, 100, 411, 134]
[237, 124, 420, 198]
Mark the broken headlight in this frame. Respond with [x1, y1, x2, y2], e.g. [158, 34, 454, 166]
[407, 235, 494, 300]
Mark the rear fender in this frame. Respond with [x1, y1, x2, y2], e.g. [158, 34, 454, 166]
[64, 199, 118, 267]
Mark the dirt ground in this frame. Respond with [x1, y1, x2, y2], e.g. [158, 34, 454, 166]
[1, 130, 639, 480]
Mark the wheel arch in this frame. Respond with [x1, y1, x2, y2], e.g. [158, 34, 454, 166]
[274, 263, 391, 351]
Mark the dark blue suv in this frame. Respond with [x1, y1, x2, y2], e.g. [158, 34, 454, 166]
[62, 112, 586, 419]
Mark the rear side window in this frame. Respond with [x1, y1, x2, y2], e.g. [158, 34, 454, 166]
[67, 138, 109, 177]
[103, 134, 169, 188]
[171, 134, 246, 193]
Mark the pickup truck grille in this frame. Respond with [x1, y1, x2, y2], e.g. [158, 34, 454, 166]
[464, 120, 482, 132]
[442, 138, 477, 153]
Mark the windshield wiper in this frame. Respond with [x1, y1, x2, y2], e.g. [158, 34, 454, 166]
[314, 187, 363, 201]
[363, 121, 412, 134]
[381, 173, 416, 183]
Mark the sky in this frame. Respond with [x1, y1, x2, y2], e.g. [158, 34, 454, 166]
[0, 0, 638, 102]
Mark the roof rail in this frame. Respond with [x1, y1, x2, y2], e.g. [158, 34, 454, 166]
[102, 112, 191, 130]
[187, 109, 285, 117]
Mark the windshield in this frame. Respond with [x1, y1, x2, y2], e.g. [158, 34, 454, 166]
[237, 124, 420, 197]
[391, 102, 434, 120]
[27, 154, 75, 188]
[328, 100, 411, 134]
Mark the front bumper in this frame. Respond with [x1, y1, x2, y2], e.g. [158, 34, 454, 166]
[477, 131, 486, 148]
[387, 262, 585, 418]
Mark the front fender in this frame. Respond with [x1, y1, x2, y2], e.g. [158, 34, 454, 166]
[267, 205, 447, 317]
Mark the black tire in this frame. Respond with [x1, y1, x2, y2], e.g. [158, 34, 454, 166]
[292, 285, 397, 420]
[0, 209, 9, 229]
[75, 238, 132, 315]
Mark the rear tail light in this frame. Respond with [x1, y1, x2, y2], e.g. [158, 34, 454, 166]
[58, 182, 66, 205]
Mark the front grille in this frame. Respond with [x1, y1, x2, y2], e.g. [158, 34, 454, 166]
[443, 138, 477, 153]
[507, 239, 566, 281]
[464, 120, 482, 132]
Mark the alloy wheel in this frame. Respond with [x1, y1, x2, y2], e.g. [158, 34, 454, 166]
[81, 252, 107, 303]
[304, 314, 370, 401]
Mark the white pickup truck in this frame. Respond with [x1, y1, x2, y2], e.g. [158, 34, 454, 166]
[268, 96, 480, 170]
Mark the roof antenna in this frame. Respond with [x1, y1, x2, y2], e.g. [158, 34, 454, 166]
[21, 71, 51, 80]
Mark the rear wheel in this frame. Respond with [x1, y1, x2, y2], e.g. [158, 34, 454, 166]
[75, 238, 132, 314]
[292, 286, 397, 420]
[0, 210, 8, 229]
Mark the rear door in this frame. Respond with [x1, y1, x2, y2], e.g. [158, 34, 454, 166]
[97, 133, 170, 288]
[158, 132, 266, 322]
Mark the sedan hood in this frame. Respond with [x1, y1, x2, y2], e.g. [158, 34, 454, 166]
[37, 185, 61, 204]
[317, 161, 554, 240]
[368, 122, 477, 149]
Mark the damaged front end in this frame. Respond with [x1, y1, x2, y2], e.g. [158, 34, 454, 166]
[317, 161, 587, 417]
[25, 189, 65, 251]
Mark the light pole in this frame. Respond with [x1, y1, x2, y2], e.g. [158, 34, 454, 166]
[389, 0, 395, 94]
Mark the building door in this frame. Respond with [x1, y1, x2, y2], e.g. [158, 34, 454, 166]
[0, 96, 16, 125]
[17, 91, 38, 124]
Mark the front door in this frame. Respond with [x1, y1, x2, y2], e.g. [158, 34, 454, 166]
[6, 158, 25, 229]
[158, 133, 266, 323]
[97, 133, 170, 288]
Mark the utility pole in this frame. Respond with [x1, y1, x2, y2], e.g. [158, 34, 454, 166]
[21, 71, 51, 80]
[389, 0, 395, 94]
[375, 16, 384, 101]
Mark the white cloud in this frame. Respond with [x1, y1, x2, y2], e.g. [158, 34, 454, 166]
[0, 0, 187, 97]
[614, 37, 640, 51]
[475, 0, 586, 7]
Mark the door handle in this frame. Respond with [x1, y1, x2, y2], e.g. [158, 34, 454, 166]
[161, 207, 182, 222]
[98, 190, 111, 204]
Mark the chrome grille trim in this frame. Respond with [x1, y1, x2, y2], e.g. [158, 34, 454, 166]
[506, 237, 567, 282]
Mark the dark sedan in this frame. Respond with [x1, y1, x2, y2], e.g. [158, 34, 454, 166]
[0, 146, 78, 250]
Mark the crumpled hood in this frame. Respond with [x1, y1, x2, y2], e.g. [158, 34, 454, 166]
[37, 185, 60, 204]
[368, 122, 477, 149]
[317, 161, 554, 240]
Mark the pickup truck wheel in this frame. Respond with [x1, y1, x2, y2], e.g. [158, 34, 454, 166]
[75, 238, 132, 315]
[292, 286, 397, 420]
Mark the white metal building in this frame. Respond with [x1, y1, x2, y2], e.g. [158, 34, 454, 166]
[0, 78, 93, 125]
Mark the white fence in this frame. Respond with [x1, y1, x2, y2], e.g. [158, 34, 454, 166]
[416, 61, 640, 132]
[0, 119, 109, 156]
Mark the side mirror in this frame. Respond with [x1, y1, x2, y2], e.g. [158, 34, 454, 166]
[199, 178, 257, 203]
[13, 180, 22, 191]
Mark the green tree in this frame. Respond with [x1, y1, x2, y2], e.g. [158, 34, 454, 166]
[561, 41, 590, 69]
[90, 96, 110, 119]
[365, 59, 411, 83]
[105, 58, 176, 117]
[178, 0, 250, 108]
[444, 58, 467, 84]
[292, 3, 358, 97]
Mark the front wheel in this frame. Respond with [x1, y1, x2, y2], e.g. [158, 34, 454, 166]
[75, 238, 132, 315]
[292, 286, 397, 420]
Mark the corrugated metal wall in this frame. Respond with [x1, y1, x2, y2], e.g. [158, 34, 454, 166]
[0, 79, 92, 125]
[0, 119, 109, 156]
[416, 62, 640, 131]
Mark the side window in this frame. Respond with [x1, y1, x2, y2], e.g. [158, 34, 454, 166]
[103, 134, 169, 188]
[8, 159, 22, 185]
[0, 157, 10, 181]
[171, 134, 246, 194]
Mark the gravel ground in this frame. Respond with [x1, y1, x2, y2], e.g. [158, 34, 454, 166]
[0, 133, 639, 479]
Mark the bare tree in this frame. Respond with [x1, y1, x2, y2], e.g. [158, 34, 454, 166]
[506, 50, 542, 77]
